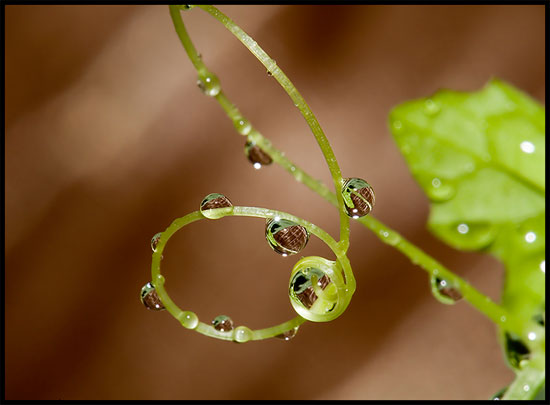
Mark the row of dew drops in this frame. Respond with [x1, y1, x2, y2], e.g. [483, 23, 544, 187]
[141, 70, 466, 339]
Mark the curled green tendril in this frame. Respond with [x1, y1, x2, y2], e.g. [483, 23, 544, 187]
[164, 4, 532, 344]
[151, 205, 356, 342]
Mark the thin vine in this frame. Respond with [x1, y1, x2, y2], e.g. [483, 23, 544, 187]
[155, 4, 541, 349]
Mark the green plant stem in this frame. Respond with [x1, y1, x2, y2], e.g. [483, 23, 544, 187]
[168, 5, 532, 340]
[176, 5, 351, 247]
[151, 207, 354, 340]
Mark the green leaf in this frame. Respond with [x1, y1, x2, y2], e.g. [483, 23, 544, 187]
[389, 79, 545, 397]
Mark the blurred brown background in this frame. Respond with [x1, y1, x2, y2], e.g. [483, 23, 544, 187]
[4, 5, 545, 400]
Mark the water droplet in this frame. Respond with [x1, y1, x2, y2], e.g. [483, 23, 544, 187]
[197, 72, 221, 97]
[233, 326, 253, 343]
[244, 140, 272, 169]
[290, 267, 335, 313]
[177, 311, 199, 329]
[520, 141, 535, 154]
[491, 386, 507, 400]
[265, 218, 309, 256]
[392, 120, 403, 131]
[200, 193, 233, 219]
[341, 178, 375, 218]
[500, 315, 507, 323]
[212, 315, 234, 332]
[275, 326, 299, 341]
[457, 223, 469, 234]
[449, 222, 498, 250]
[151, 232, 162, 252]
[504, 332, 530, 369]
[156, 274, 165, 285]
[182, 5, 195, 10]
[425, 177, 455, 202]
[523, 385, 530, 392]
[430, 276, 462, 305]
[525, 231, 537, 243]
[424, 99, 440, 116]
[527, 332, 537, 341]
[233, 118, 252, 135]
[140, 282, 165, 311]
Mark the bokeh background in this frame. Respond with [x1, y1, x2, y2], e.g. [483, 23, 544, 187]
[4, 5, 545, 400]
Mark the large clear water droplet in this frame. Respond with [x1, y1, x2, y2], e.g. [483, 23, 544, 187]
[151, 232, 162, 252]
[290, 267, 336, 314]
[200, 193, 233, 219]
[244, 140, 272, 169]
[275, 326, 299, 341]
[212, 315, 234, 332]
[233, 326, 253, 343]
[341, 178, 375, 218]
[197, 72, 221, 96]
[140, 282, 165, 311]
[265, 218, 309, 256]
[177, 311, 199, 329]
[430, 276, 462, 304]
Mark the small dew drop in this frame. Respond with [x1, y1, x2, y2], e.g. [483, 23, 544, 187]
[520, 141, 535, 154]
[265, 218, 309, 256]
[245, 140, 272, 169]
[212, 315, 234, 332]
[424, 99, 440, 115]
[527, 332, 537, 341]
[341, 178, 375, 218]
[430, 276, 462, 305]
[275, 326, 299, 341]
[524, 231, 536, 243]
[151, 232, 162, 252]
[500, 315, 507, 323]
[156, 274, 165, 285]
[140, 282, 165, 311]
[392, 120, 403, 131]
[177, 311, 199, 329]
[431, 178, 441, 188]
[200, 193, 233, 219]
[233, 118, 252, 135]
[523, 384, 530, 392]
[457, 223, 469, 234]
[233, 326, 253, 343]
[197, 72, 221, 97]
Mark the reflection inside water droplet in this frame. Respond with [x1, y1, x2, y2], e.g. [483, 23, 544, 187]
[212, 315, 234, 332]
[151, 232, 162, 252]
[275, 326, 299, 341]
[200, 193, 233, 219]
[140, 282, 165, 311]
[265, 218, 309, 256]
